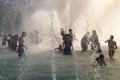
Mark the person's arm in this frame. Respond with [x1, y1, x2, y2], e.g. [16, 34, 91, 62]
[103, 60, 106, 66]
[114, 42, 117, 49]
[105, 40, 108, 43]
[63, 42, 65, 49]
[73, 34, 77, 41]
[87, 37, 90, 44]
[54, 47, 59, 50]
[89, 36, 92, 41]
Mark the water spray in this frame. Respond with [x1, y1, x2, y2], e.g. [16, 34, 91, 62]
[91, 49, 102, 80]
[73, 52, 80, 80]
[48, 11, 56, 80]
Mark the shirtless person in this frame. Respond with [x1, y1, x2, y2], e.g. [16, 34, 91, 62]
[69, 29, 77, 51]
[18, 32, 27, 58]
[105, 35, 117, 59]
[60, 28, 65, 41]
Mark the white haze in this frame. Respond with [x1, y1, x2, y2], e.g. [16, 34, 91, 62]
[14, 0, 120, 49]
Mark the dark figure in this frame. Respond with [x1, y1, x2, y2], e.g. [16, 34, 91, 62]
[60, 28, 65, 42]
[7, 34, 13, 49]
[63, 34, 72, 55]
[94, 54, 106, 67]
[18, 32, 27, 58]
[68, 29, 75, 50]
[60, 28, 65, 37]
[54, 44, 63, 52]
[96, 39, 102, 53]
[105, 35, 117, 59]
[2, 35, 7, 45]
[81, 32, 90, 52]
[12, 35, 19, 52]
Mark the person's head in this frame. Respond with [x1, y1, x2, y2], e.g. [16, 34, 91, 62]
[4, 35, 7, 38]
[59, 44, 62, 48]
[99, 54, 104, 59]
[86, 32, 90, 37]
[92, 30, 96, 35]
[22, 31, 26, 37]
[69, 29, 72, 34]
[8, 33, 12, 38]
[60, 28, 64, 31]
[15, 35, 19, 40]
[110, 35, 114, 40]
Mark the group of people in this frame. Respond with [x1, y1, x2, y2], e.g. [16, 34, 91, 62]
[1, 32, 27, 58]
[57, 28, 77, 55]
[1, 28, 118, 67]
[81, 30, 117, 67]
[55, 28, 117, 67]
[81, 30, 102, 53]
[81, 30, 117, 58]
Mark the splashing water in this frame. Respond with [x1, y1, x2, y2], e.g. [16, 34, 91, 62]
[1, 0, 120, 80]
[49, 11, 57, 80]
[17, 0, 120, 48]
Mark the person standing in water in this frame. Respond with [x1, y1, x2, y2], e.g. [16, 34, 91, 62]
[105, 35, 117, 59]
[60, 28, 65, 42]
[90, 30, 99, 51]
[13, 34, 19, 52]
[63, 34, 72, 55]
[69, 29, 77, 51]
[18, 32, 27, 58]
[81, 32, 90, 52]
[2, 35, 7, 46]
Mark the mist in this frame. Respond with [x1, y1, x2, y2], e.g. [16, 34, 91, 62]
[1, 0, 120, 48]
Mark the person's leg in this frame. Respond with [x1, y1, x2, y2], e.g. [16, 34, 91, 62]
[111, 50, 115, 59]
[82, 48, 85, 52]
[109, 50, 113, 58]
[82, 45, 85, 52]
[18, 47, 23, 58]
[63, 47, 66, 55]
[83, 45, 87, 52]
[91, 44, 94, 50]
[109, 50, 112, 58]
[18, 48, 21, 57]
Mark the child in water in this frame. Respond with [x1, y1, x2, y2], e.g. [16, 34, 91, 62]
[18, 32, 27, 58]
[93, 54, 106, 68]
[2, 35, 7, 45]
[54, 44, 63, 52]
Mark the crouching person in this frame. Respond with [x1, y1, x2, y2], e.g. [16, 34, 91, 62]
[54, 44, 64, 52]
[93, 54, 106, 68]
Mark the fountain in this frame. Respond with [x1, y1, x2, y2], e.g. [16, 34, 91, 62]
[48, 11, 57, 80]
[0, 0, 120, 80]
